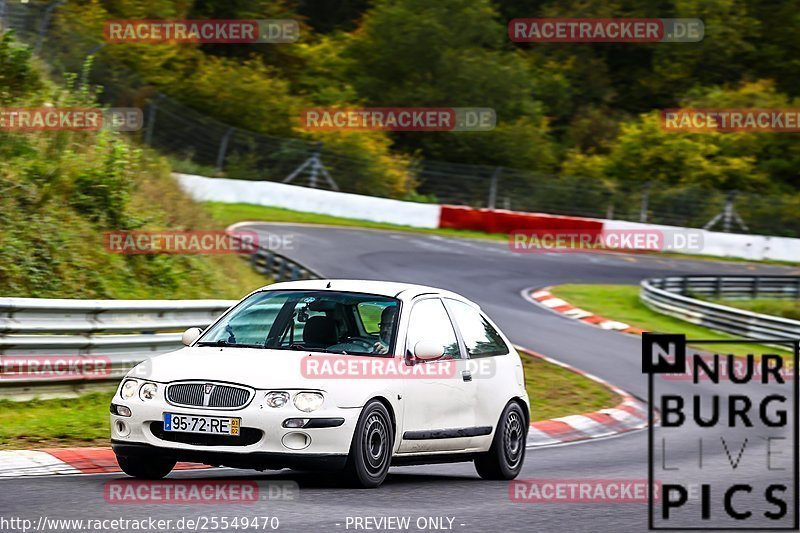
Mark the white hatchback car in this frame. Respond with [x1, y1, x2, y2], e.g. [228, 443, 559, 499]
[111, 280, 529, 487]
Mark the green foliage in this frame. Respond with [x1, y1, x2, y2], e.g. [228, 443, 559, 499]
[25, 0, 800, 233]
[0, 35, 266, 299]
[0, 32, 41, 102]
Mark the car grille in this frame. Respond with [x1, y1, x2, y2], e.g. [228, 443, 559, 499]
[166, 382, 252, 409]
[150, 422, 263, 447]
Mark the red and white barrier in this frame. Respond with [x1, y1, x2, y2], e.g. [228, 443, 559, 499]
[175, 174, 800, 262]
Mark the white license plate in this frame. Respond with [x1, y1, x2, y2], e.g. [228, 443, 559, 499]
[163, 413, 241, 436]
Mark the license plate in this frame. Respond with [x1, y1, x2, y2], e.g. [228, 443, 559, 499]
[163, 413, 240, 436]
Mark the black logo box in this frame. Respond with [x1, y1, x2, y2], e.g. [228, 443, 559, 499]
[643, 333, 800, 531]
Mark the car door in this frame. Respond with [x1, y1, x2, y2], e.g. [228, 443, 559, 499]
[398, 297, 477, 453]
[443, 298, 519, 451]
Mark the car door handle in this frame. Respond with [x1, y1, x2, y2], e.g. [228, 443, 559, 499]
[462, 370, 472, 382]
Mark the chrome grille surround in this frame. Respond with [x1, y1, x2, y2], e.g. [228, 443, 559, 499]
[166, 381, 254, 410]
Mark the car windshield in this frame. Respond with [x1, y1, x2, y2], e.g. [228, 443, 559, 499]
[197, 290, 400, 356]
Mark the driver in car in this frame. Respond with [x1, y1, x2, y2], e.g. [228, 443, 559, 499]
[372, 306, 397, 355]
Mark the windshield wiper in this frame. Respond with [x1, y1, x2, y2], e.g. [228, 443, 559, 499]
[196, 340, 264, 348]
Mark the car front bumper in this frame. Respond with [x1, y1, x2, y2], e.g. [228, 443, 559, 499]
[109, 394, 360, 469]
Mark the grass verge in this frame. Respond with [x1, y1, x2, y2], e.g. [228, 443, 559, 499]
[522, 351, 618, 422]
[706, 298, 800, 321]
[550, 284, 783, 358]
[0, 355, 617, 448]
[0, 391, 114, 449]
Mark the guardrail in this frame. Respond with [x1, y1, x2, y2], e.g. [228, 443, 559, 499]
[0, 240, 320, 399]
[250, 247, 320, 281]
[640, 276, 800, 342]
[0, 298, 238, 399]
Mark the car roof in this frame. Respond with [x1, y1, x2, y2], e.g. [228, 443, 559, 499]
[256, 279, 475, 304]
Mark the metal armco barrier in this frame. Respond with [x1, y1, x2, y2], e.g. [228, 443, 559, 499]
[640, 276, 800, 341]
[0, 243, 318, 398]
[250, 248, 320, 281]
[0, 299, 236, 399]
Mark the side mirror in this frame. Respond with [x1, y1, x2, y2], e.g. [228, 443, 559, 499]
[182, 327, 203, 346]
[413, 340, 445, 361]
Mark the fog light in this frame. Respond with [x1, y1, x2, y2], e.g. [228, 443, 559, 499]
[283, 418, 309, 428]
[282, 432, 310, 450]
[115, 420, 130, 437]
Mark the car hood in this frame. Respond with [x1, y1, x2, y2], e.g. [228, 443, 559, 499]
[131, 346, 333, 390]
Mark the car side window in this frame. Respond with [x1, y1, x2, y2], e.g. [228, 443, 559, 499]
[445, 299, 509, 358]
[406, 298, 462, 360]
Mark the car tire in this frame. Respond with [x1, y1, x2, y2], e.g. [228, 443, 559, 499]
[116, 453, 176, 479]
[343, 400, 394, 488]
[475, 402, 527, 480]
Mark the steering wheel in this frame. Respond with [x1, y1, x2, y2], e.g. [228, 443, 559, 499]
[328, 336, 377, 352]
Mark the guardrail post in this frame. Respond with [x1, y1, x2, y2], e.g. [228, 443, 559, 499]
[752, 276, 760, 299]
[250, 252, 262, 273]
[276, 258, 287, 281]
[714, 277, 722, 298]
[681, 276, 689, 295]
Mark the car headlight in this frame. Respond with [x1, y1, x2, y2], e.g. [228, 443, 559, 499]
[293, 392, 324, 412]
[265, 391, 290, 408]
[120, 379, 138, 400]
[139, 382, 158, 401]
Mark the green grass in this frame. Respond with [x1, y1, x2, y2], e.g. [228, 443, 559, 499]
[550, 284, 784, 358]
[521, 351, 618, 421]
[0, 354, 617, 448]
[707, 298, 800, 321]
[0, 391, 114, 449]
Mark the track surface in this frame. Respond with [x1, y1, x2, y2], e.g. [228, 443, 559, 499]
[2, 224, 797, 532]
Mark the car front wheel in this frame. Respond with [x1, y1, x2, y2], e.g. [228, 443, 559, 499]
[475, 402, 527, 480]
[343, 400, 394, 488]
[116, 453, 176, 479]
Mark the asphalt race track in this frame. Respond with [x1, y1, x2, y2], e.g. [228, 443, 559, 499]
[2, 223, 798, 532]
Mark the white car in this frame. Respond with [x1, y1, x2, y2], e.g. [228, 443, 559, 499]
[111, 280, 529, 488]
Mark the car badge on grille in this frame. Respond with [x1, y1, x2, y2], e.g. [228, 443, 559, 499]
[204, 383, 214, 394]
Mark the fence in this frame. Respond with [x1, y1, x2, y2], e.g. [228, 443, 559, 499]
[2, 2, 799, 237]
[640, 276, 800, 342]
